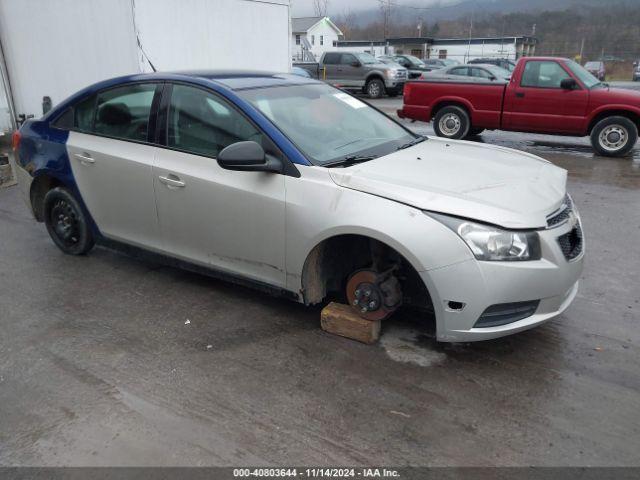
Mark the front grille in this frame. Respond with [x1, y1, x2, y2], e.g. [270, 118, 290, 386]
[547, 194, 573, 228]
[557, 223, 583, 261]
[474, 300, 540, 328]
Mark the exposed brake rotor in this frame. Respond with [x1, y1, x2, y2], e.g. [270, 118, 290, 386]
[346, 269, 402, 321]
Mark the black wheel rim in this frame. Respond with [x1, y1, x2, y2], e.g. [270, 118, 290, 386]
[50, 200, 81, 247]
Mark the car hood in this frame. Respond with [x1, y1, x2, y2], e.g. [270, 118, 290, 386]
[590, 85, 640, 105]
[328, 138, 567, 229]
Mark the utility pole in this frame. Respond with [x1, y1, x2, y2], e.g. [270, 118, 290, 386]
[466, 10, 474, 63]
[579, 38, 585, 63]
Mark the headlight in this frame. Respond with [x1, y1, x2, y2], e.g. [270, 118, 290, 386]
[386, 69, 398, 78]
[429, 213, 541, 261]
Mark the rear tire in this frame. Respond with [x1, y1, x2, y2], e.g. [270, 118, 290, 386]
[590, 116, 638, 157]
[433, 106, 470, 140]
[366, 78, 385, 99]
[44, 187, 95, 255]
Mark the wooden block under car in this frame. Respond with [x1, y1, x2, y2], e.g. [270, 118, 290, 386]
[320, 302, 381, 344]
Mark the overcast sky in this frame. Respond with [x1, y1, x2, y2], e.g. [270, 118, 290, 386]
[291, 0, 456, 16]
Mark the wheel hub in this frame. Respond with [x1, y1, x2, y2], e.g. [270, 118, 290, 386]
[599, 125, 627, 152]
[439, 113, 461, 136]
[51, 200, 80, 246]
[346, 269, 402, 321]
[607, 131, 621, 143]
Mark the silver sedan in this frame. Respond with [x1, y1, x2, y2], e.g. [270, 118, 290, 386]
[421, 63, 511, 82]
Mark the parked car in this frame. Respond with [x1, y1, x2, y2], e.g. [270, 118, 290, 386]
[633, 61, 640, 81]
[381, 54, 438, 79]
[584, 61, 606, 81]
[12, 71, 583, 342]
[400, 56, 640, 156]
[424, 58, 460, 68]
[291, 66, 312, 78]
[422, 64, 512, 82]
[468, 58, 516, 72]
[309, 51, 407, 98]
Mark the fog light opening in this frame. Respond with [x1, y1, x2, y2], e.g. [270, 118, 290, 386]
[446, 301, 466, 311]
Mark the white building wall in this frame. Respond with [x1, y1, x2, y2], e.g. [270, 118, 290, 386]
[430, 41, 518, 63]
[135, 0, 290, 73]
[0, 88, 10, 132]
[335, 44, 388, 57]
[0, 0, 140, 119]
[0, 0, 291, 120]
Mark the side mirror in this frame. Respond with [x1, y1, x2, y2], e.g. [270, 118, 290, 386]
[217, 141, 283, 173]
[561, 78, 578, 90]
[488, 75, 497, 81]
[351, 61, 361, 68]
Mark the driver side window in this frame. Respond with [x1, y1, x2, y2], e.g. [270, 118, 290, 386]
[521, 61, 571, 88]
[340, 54, 357, 65]
[167, 85, 263, 158]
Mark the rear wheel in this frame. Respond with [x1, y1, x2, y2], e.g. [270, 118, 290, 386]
[590, 116, 638, 157]
[433, 105, 470, 140]
[366, 78, 385, 99]
[44, 187, 95, 255]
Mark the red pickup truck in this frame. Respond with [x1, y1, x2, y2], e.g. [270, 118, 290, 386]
[398, 56, 640, 157]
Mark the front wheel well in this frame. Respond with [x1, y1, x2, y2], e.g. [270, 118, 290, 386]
[30, 175, 63, 222]
[365, 74, 385, 86]
[301, 234, 432, 311]
[588, 110, 640, 135]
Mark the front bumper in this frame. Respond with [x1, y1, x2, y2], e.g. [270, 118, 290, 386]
[385, 79, 406, 89]
[420, 217, 584, 342]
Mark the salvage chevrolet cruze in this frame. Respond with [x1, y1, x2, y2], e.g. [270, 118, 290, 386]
[12, 72, 584, 341]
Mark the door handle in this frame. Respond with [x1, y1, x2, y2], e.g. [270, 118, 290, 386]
[158, 174, 186, 188]
[515, 92, 525, 98]
[74, 153, 95, 164]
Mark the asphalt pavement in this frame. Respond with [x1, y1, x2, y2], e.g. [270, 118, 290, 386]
[0, 104, 639, 467]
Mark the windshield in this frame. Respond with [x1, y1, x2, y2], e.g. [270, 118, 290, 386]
[355, 53, 377, 64]
[565, 60, 601, 88]
[239, 83, 416, 166]
[405, 55, 426, 67]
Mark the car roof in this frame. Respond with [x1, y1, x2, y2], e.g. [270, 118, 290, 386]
[169, 70, 321, 89]
[42, 70, 321, 121]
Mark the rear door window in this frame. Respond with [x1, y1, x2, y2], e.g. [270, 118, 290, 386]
[449, 67, 469, 77]
[323, 53, 341, 65]
[94, 84, 156, 142]
[75, 95, 96, 132]
[470, 68, 492, 79]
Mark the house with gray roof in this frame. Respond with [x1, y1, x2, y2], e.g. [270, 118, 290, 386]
[291, 16, 343, 62]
